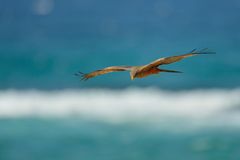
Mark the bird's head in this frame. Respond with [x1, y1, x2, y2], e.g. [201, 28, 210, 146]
[130, 68, 138, 80]
[131, 75, 135, 80]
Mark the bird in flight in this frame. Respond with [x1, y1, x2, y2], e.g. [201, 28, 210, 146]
[75, 48, 215, 81]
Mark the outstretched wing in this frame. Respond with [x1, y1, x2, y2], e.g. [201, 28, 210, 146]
[75, 66, 132, 81]
[140, 48, 215, 71]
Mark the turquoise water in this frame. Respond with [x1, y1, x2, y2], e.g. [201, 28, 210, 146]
[1, 0, 240, 159]
[0, 0, 240, 89]
[0, 89, 240, 160]
[1, 118, 240, 160]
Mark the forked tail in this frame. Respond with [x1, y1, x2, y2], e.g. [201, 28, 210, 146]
[159, 69, 182, 73]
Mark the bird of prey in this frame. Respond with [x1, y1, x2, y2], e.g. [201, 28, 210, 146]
[75, 48, 215, 81]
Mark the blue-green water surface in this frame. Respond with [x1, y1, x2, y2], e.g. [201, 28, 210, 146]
[0, 118, 240, 160]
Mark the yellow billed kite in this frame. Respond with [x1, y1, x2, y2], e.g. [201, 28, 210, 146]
[75, 48, 215, 81]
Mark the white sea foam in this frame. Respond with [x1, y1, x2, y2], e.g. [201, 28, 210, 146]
[0, 88, 240, 125]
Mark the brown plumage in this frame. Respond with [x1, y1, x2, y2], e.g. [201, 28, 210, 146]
[75, 48, 215, 81]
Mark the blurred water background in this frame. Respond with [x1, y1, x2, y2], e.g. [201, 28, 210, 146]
[0, 0, 240, 159]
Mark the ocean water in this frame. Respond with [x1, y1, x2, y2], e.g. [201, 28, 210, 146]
[1, 0, 240, 159]
[1, 0, 240, 89]
[1, 88, 240, 160]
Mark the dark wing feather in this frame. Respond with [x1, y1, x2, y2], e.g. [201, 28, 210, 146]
[140, 48, 215, 71]
[76, 66, 132, 81]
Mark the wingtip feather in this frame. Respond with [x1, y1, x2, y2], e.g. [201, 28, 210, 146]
[190, 48, 216, 54]
[74, 71, 89, 81]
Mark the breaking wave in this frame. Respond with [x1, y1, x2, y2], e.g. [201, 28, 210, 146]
[0, 88, 240, 126]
